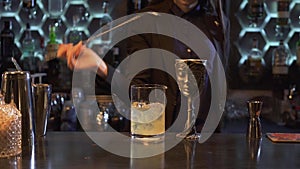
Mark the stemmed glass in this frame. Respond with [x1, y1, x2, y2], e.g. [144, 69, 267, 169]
[175, 59, 207, 140]
[183, 139, 197, 168]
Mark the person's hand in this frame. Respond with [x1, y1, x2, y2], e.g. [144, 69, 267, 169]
[57, 41, 82, 70]
[57, 41, 108, 78]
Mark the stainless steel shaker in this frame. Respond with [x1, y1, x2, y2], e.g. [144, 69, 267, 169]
[1, 71, 36, 146]
[33, 83, 52, 137]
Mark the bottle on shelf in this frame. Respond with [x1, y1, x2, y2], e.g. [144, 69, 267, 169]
[272, 40, 290, 112]
[45, 25, 59, 62]
[78, 6, 90, 25]
[272, 40, 291, 125]
[1, 21, 15, 60]
[44, 24, 59, 88]
[238, 37, 266, 84]
[277, 0, 290, 27]
[272, 40, 290, 89]
[99, 0, 113, 45]
[67, 15, 82, 44]
[247, 0, 264, 27]
[22, 0, 37, 19]
[21, 23, 40, 73]
[275, 0, 290, 39]
[0, 20, 17, 75]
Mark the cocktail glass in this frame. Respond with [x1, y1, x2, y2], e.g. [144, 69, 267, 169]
[175, 59, 207, 140]
[130, 84, 167, 142]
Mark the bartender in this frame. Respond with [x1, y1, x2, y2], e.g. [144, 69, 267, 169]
[58, 0, 229, 132]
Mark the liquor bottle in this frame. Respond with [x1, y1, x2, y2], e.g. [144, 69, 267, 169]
[44, 24, 59, 89]
[45, 25, 59, 61]
[272, 40, 290, 98]
[78, 6, 89, 25]
[277, 0, 290, 27]
[0, 21, 18, 83]
[1, 21, 14, 61]
[22, 0, 37, 19]
[247, 0, 264, 27]
[272, 40, 290, 124]
[67, 15, 82, 44]
[99, 0, 112, 45]
[238, 37, 265, 84]
[21, 23, 39, 73]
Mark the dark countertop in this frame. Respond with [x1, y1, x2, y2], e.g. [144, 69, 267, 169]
[1, 132, 299, 169]
[222, 117, 300, 134]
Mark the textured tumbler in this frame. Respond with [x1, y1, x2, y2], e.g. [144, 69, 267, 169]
[1, 71, 35, 146]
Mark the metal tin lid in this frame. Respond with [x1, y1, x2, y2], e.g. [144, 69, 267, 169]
[2, 71, 31, 80]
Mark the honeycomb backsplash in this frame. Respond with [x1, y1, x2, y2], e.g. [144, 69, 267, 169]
[1, 0, 300, 90]
[0, 0, 127, 50]
[2, 0, 300, 59]
[225, 0, 300, 89]
[234, 0, 300, 66]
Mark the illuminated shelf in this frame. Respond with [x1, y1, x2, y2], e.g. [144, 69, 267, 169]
[235, 0, 300, 64]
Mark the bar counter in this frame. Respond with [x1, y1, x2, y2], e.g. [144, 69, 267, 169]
[1, 132, 299, 169]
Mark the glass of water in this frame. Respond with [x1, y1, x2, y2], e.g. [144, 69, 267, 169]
[130, 84, 167, 142]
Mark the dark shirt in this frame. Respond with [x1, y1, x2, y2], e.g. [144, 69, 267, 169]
[107, 0, 229, 130]
[127, 0, 228, 65]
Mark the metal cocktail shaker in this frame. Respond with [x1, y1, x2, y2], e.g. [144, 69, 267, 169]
[33, 83, 52, 137]
[1, 71, 36, 147]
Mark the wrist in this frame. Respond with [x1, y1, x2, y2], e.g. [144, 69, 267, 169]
[96, 60, 108, 78]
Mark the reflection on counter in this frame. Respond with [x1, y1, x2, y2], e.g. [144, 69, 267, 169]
[247, 138, 262, 163]
[183, 140, 197, 169]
